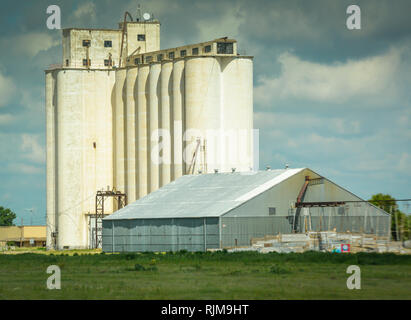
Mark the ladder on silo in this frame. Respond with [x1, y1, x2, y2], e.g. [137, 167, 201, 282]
[187, 138, 201, 174]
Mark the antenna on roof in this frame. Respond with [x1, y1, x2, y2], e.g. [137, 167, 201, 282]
[136, 4, 142, 21]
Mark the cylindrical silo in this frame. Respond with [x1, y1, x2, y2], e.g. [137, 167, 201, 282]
[56, 70, 85, 249]
[50, 69, 117, 250]
[148, 62, 161, 192]
[126, 67, 138, 202]
[137, 64, 149, 198]
[221, 57, 254, 172]
[160, 60, 173, 186]
[93, 71, 115, 213]
[46, 71, 57, 249]
[172, 59, 185, 180]
[82, 70, 97, 215]
[185, 57, 221, 174]
[114, 68, 127, 201]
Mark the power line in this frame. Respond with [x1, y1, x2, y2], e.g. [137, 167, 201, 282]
[304, 199, 411, 203]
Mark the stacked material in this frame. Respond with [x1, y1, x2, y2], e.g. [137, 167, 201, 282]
[241, 233, 311, 253]
[227, 232, 410, 254]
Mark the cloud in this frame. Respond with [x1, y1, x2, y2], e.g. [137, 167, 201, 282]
[0, 113, 14, 124]
[7, 163, 43, 174]
[72, 2, 97, 23]
[194, 2, 244, 41]
[0, 72, 16, 107]
[255, 109, 410, 178]
[0, 32, 59, 57]
[20, 88, 43, 111]
[254, 112, 361, 136]
[21, 134, 45, 164]
[254, 47, 404, 106]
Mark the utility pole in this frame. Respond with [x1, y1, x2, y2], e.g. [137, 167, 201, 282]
[391, 205, 399, 242]
[20, 218, 23, 247]
[25, 208, 34, 226]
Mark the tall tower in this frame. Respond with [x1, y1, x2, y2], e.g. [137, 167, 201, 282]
[46, 13, 254, 250]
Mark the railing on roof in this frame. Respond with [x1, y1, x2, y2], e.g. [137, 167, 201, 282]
[46, 63, 63, 70]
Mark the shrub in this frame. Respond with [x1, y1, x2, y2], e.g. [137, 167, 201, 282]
[134, 264, 145, 271]
[269, 264, 289, 275]
[133, 264, 158, 272]
[147, 266, 158, 272]
[124, 253, 137, 260]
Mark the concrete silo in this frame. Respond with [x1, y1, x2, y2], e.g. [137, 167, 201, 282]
[46, 69, 116, 249]
[45, 15, 254, 249]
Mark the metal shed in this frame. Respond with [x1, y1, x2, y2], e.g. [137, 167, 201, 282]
[102, 168, 390, 252]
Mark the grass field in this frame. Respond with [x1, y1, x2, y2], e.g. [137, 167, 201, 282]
[0, 249, 410, 299]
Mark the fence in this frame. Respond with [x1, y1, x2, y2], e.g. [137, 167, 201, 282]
[291, 202, 391, 236]
[221, 203, 391, 248]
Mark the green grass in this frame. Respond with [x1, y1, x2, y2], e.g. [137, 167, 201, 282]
[0, 250, 410, 299]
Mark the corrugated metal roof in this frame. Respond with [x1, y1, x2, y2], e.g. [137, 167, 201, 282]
[104, 168, 305, 220]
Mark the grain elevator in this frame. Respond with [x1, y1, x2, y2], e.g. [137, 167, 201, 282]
[45, 12, 254, 249]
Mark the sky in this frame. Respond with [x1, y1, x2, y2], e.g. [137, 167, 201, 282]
[0, 0, 410, 225]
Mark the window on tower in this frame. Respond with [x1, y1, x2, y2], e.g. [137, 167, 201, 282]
[104, 40, 112, 47]
[82, 40, 91, 47]
[180, 49, 186, 57]
[204, 45, 211, 53]
[192, 47, 199, 55]
[137, 34, 146, 41]
[217, 42, 233, 54]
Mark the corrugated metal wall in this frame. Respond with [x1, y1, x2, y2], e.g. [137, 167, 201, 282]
[102, 217, 219, 252]
[220, 216, 292, 247]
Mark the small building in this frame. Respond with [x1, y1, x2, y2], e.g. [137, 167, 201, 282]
[102, 168, 390, 252]
[0, 226, 46, 247]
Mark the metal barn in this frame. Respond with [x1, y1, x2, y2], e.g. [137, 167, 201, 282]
[102, 168, 390, 252]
